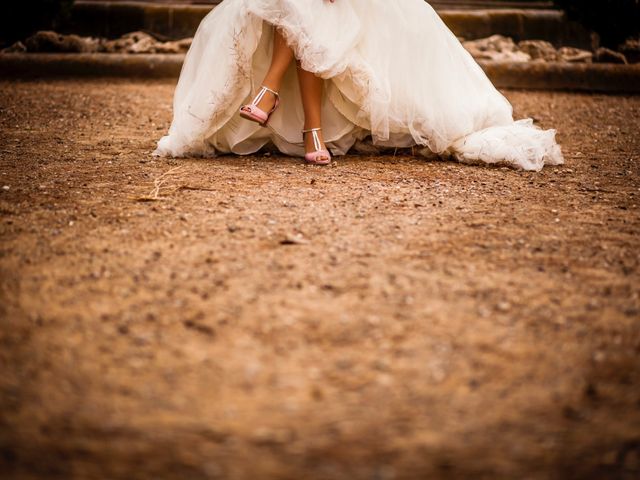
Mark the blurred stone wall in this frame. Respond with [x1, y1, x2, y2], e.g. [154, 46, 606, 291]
[77, 0, 554, 6]
[63, 0, 589, 47]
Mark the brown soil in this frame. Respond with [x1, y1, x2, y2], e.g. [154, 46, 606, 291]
[0, 79, 639, 480]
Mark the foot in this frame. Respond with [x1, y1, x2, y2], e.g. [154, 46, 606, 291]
[239, 85, 280, 126]
[254, 88, 278, 115]
[303, 128, 331, 165]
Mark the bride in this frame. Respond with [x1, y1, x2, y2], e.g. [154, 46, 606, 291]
[155, 0, 564, 171]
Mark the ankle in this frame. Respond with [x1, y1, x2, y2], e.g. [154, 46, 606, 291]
[253, 85, 279, 111]
[261, 79, 280, 93]
[303, 127, 326, 152]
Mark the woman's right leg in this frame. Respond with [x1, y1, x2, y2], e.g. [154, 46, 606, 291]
[253, 27, 294, 113]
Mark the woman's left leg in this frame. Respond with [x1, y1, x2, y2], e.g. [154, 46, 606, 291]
[297, 63, 330, 164]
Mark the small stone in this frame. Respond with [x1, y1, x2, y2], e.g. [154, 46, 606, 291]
[496, 302, 511, 312]
[496, 301, 511, 312]
[2, 186, 9, 191]
[1, 41, 26, 54]
[280, 233, 308, 245]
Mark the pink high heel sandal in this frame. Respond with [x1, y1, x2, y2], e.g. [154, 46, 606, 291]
[239, 85, 280, 126]
[303, 127, 331, 165]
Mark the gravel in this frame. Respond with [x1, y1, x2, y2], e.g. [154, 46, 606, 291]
[0, 79, 639, 479]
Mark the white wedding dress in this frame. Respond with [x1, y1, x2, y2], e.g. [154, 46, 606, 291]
[155, 0, 564, 171]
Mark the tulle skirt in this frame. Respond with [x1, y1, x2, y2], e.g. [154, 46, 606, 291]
[154, 0, 564, 171]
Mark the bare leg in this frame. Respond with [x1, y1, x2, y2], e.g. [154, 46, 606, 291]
[297, 64, 329, 162]
[254, 28, 294, 113]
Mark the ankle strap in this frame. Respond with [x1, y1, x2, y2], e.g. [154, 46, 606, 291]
[260, 85, 279, 97]
[302, 128, 323, 152]
[250, 86, 280, 114]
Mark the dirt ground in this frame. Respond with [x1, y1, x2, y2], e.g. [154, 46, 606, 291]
[0, 79, 639, 480]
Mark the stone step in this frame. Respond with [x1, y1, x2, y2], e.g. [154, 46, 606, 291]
[64, 1, 592, 48]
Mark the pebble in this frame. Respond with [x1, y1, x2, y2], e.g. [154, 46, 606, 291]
[496, 301, 511, 312]
[280, 233, 308, 245]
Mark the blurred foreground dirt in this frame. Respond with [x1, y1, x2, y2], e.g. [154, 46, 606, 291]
[0, 80, 639, 479]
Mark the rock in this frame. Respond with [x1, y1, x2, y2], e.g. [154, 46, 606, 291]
[557, 46, 593, 63]
[128, 36, 157, 54]
[101, 32, 191, 54]
[518, 40, 558, 61]
[463, 35, 531, 62]
[102, 31, 155, 54]
[122, 31, 159, 54]
[280, 233, 308, 245]
[496, 301, 511, 312]
[24, 31, 101, 53]
[618, 38, 640, 64]
[594, 47, 628, 64]
[1, 41, 27, 54]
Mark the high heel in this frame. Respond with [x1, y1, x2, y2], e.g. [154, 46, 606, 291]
[302, 128, 332, 165]
[239, 86, 280, 126]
